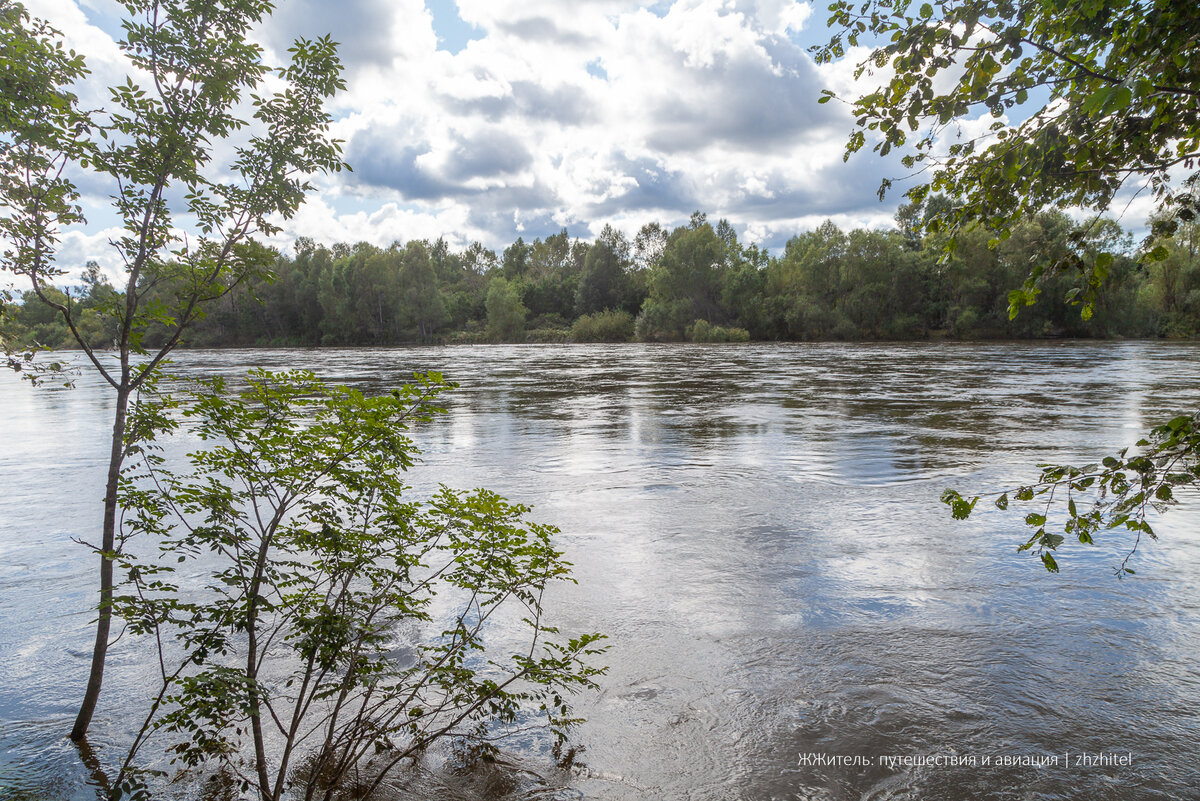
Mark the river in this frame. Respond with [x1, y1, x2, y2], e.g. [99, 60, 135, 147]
[2, 342, 1199, 800]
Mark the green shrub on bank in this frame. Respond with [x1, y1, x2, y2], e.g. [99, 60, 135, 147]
[687, 319, 750, 343]
[445, 330, 489, 344]
[526, 327, 571, 343]
[634, 298, 690, 341]
[572, 309, 635, 342]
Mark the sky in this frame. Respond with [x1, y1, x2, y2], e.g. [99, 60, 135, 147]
[21, 0, 1006, 278]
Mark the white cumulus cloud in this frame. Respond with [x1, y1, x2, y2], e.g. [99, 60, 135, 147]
[22, 0, 913, 265]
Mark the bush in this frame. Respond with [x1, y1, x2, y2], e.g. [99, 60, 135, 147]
[783, 302, 847, 340]
[528, 312, 570, 330]
[445, 329, 489, 344]
[525, 327, 572, 343]
[486, 277, 527, 341]
[951, 306, 981, 338]
[882, 314, 924, 340]
[634, 298, 690, 341]
[825, 311, 861, 340]
[686, 319, 751, 343]
[571, 309, 635, 342]
[110, 371, 605, 799]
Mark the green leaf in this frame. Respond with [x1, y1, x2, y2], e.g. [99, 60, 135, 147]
[1166, 415, 1191, 431]
[1082, 86, 1112, 114]
[1041, 552, 1060, 573]
[950, 496, 977, 519]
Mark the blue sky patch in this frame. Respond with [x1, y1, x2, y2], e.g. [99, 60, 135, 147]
[426, 0, 483, 54]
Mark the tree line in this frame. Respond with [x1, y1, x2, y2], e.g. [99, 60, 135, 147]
[6, 202, 1200, 350]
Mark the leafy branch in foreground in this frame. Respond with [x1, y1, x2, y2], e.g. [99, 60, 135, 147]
[815, 0, 1200, 569]
[943, 413, 1200, 574]
[105, 370, 606, 801]
[0, 0, 87, 383]
[814, 0, 1200, 311]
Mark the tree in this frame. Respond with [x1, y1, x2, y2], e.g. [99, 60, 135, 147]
[632, 222, 668, 272]
[763, 220, 850, 339]
[1142, 212, 1200, 335]
[485, 276, 527, 341]
[649, 221, 726, 327]
[719, 253, 768, 338]
[0, 0, 346, 739]
[109, 370, 605, 800]
[817, 0, 1200, 569]
[894, 194, 951, 250]
[941, 413, 1200, 576]
[501, 235, 531, 279]
[714, 218, 738, 252]
[399, 240, 447, 342]
[463, 241, 499, 275]
[353, 246, 401, 343]
[520, 229, 583, 323]
[575, 224, 630, 316]
[816, 0, 1199, 311]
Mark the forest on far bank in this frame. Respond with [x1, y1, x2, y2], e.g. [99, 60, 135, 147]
[7, 198, 1200, 350]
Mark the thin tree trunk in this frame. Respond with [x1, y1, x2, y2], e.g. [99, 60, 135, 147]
[70, 382, 130, 741]
[247, 514, 283, 799]
[248, 618, 273, 799]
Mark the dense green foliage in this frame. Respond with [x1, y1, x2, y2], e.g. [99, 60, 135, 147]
[7, 207, 1197, 348]
[815, 0, 1200, 313]
[0, 0, 87, 374]
[109, 371, 605, 800]
[571, 309, 636, 343]
[485, 276, 528, 342]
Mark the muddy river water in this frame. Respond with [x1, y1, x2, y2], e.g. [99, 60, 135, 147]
[2, 342, 1199, 800]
